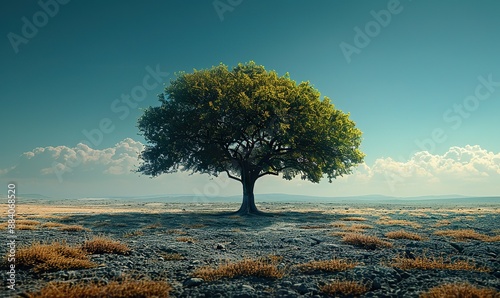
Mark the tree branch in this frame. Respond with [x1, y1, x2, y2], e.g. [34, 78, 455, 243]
[257, 171, 279, 178]
[225, 170, 242, 182]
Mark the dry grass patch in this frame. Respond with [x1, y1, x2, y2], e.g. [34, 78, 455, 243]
[56, 215, 73, 221]
[193, 257, 285, 281]
[298, 225, 329, 229]
[407, 212, 429, 218]
[167, 229, 188, 235]
[376, 215, 395, 221]
[0, 219, 42, 230]
[296, 259, 357, 273]
[176, 237, 196, 243]
[161, 253, 185, 261]
[342, 233, 392, 249]
[329, 231, 348, 237]
[123, 230, 144, 238]
[342, 223, 374, 232]
[17, 224, 39, 230]
[420, 282, 498, 298]
[143, 223, 162, 229]
[330, 222, 347, 228]
[82, 237, 130, 255]
[341, 217, 367, 221]
[489, 235, 500, 242]
[41, 222, 67, 228]
[60, 225, 89, 232]
[390, 254, 489, 272]
[385, 230, 424, 241]
[27, 278, 172, 298]
[184, 223, 206, 229]
[434, 229, 499, 242]
[12, 241, 96, 273]
[17, 219, 41, 226]
[434, 229, 485, 241]
[267, 255, 283, 263]
[351, 223, 373, 229]
[377, 219, 422, 229]
[320, 280, 370, 296]
[433, 219, 451, 227]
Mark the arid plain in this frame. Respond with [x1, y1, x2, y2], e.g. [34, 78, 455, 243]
[1, 197, 499, 297]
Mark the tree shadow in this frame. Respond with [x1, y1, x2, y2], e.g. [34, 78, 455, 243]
[56, 210, 346, 234]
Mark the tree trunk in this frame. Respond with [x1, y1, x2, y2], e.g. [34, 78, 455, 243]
[235, 171, 261, 215]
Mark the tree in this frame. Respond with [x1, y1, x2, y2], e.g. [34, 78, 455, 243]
[137, 62, 365, 215]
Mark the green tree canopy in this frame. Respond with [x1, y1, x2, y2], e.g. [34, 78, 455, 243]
[137, 61, 364, 214]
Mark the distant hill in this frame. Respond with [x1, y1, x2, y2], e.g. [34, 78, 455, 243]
[5, 193, 499, 205]
[2, 193, 53, 200]
[83, 193, 500, 205]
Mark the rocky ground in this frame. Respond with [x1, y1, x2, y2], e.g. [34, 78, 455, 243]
[1, 201, 499, 297]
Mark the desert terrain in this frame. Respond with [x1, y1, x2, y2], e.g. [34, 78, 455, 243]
[1, 198, 499, 297]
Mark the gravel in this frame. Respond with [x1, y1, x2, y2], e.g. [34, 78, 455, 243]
[1, 201, 499, 297]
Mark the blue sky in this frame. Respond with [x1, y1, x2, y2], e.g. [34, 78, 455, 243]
[1, 0, 499, 198]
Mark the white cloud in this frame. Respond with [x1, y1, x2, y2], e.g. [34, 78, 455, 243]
[0, 140, 498, 198]
[2, 138, 144, 180]
[256, 145, 500, 197]
[371, 145, 500, 181]
[347, 145, 500, 196]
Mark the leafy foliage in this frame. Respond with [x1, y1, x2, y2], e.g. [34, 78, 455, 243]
[137, 61, 364, 186]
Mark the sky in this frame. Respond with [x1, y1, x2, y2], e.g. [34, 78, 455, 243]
[1, 0, 499, 199]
